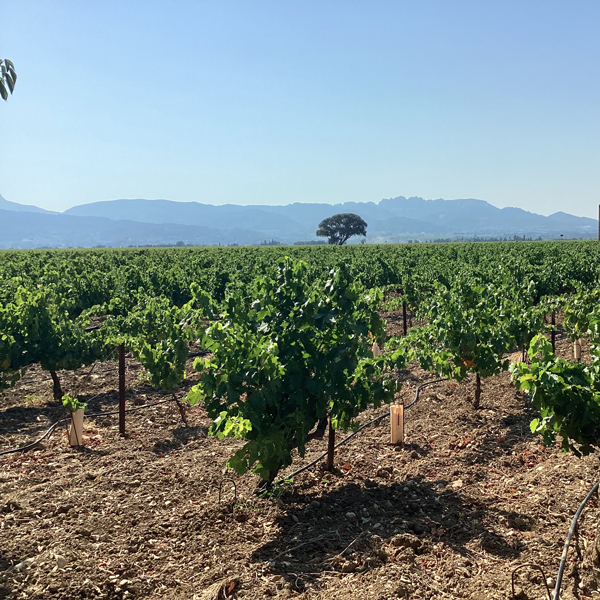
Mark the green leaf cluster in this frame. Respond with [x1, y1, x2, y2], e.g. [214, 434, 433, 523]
[512, 329, 600, 456]
[0, 285, 105, 391]
[397, 273, 547, 383]
[562, 284, 600, 342]
[101, 296, 197, 391]
[187, 258, 404, 479]
[62, 394, 87, 413]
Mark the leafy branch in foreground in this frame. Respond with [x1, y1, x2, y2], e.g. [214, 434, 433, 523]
[187, 258, 404, 484]
[0, 59, 16, 101]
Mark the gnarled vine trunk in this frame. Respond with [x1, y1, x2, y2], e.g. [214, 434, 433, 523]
[50, 370, 63, 401]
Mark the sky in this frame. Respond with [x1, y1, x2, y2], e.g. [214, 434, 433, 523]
[1, 1, 599, 217]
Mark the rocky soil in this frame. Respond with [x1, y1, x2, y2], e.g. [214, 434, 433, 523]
[0, 321, 599, 600]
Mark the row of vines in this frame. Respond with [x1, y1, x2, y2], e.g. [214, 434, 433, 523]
[1, 240, 600, 480]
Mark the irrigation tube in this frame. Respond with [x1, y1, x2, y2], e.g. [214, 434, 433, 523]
[0, 418, 69, 456]
[405, 378, 447, 410]
[273, 377, 447, 485]
[0, 397, 176, 456]
[553, 479, 600, 600]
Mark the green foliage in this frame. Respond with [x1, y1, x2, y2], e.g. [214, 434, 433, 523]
[512, 332, 600, 456]
[62, 394, 87, 413]
[0, 310, 21, 392]
[0, 59, 16, 101]
[101, 296, 197, 391]
[187, 258, 404, 480]
[0, 285, 105, 389]
[563, 285, 600, 342]
[2, 240, 600, 455]
[400, 274, 546, 384]
[316, 213, 368, 245]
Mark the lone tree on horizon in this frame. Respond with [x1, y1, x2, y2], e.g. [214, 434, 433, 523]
[316, 213, 368, 245]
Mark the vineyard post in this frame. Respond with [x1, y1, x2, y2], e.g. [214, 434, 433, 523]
[551, 311, 556, 354]
[402, 300, 408, 336]
[326, 416, 335, 471]
[390, 405, 404, 445]
[574, 339, 582, 361]
[118, 344, 126, 436]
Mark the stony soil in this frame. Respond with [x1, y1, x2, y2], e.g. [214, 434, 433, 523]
[0, 320, 599, 600]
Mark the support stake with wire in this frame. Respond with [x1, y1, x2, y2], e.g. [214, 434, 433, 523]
[326, 416, 335, 471]
[118, 344, 126, 436]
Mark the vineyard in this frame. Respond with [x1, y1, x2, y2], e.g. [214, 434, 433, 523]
[1, 241, 600, 600]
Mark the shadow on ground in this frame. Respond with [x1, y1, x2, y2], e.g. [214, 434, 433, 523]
[250, 475, 530, 590]
[152, 425, 208, 454]
[0, 551, 29, 599]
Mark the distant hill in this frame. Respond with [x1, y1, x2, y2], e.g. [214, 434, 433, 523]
[0, 193, 597, 248]
[65, 196, 597, 242]
[0, 209, 265, 249]
[0, 194, 56, 214]
[66, 199, 301, 238]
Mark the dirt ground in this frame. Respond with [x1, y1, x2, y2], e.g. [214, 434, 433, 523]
[1, 317, 599, 600]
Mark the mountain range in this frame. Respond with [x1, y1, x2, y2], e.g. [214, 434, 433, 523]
[0, 194, 597, 248]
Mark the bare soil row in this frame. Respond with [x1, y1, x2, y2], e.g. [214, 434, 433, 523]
[0, 321, 599, 600]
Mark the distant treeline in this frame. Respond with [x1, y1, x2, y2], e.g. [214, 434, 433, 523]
[409, 234, 547, 244]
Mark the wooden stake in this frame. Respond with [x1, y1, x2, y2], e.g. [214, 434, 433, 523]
[68, 408, 85, 446]
[326, 417, 335, 471]
[402, 300, 408, 336]
[390, 405, 404, 445]
[551, 311, 556, 354]
[118, 344, 126, 436]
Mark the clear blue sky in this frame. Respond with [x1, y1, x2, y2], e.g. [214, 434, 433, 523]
[1, 1, 599, 217]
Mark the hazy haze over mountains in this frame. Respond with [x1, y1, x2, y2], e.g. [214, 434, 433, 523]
[1, 193, 597, 249]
